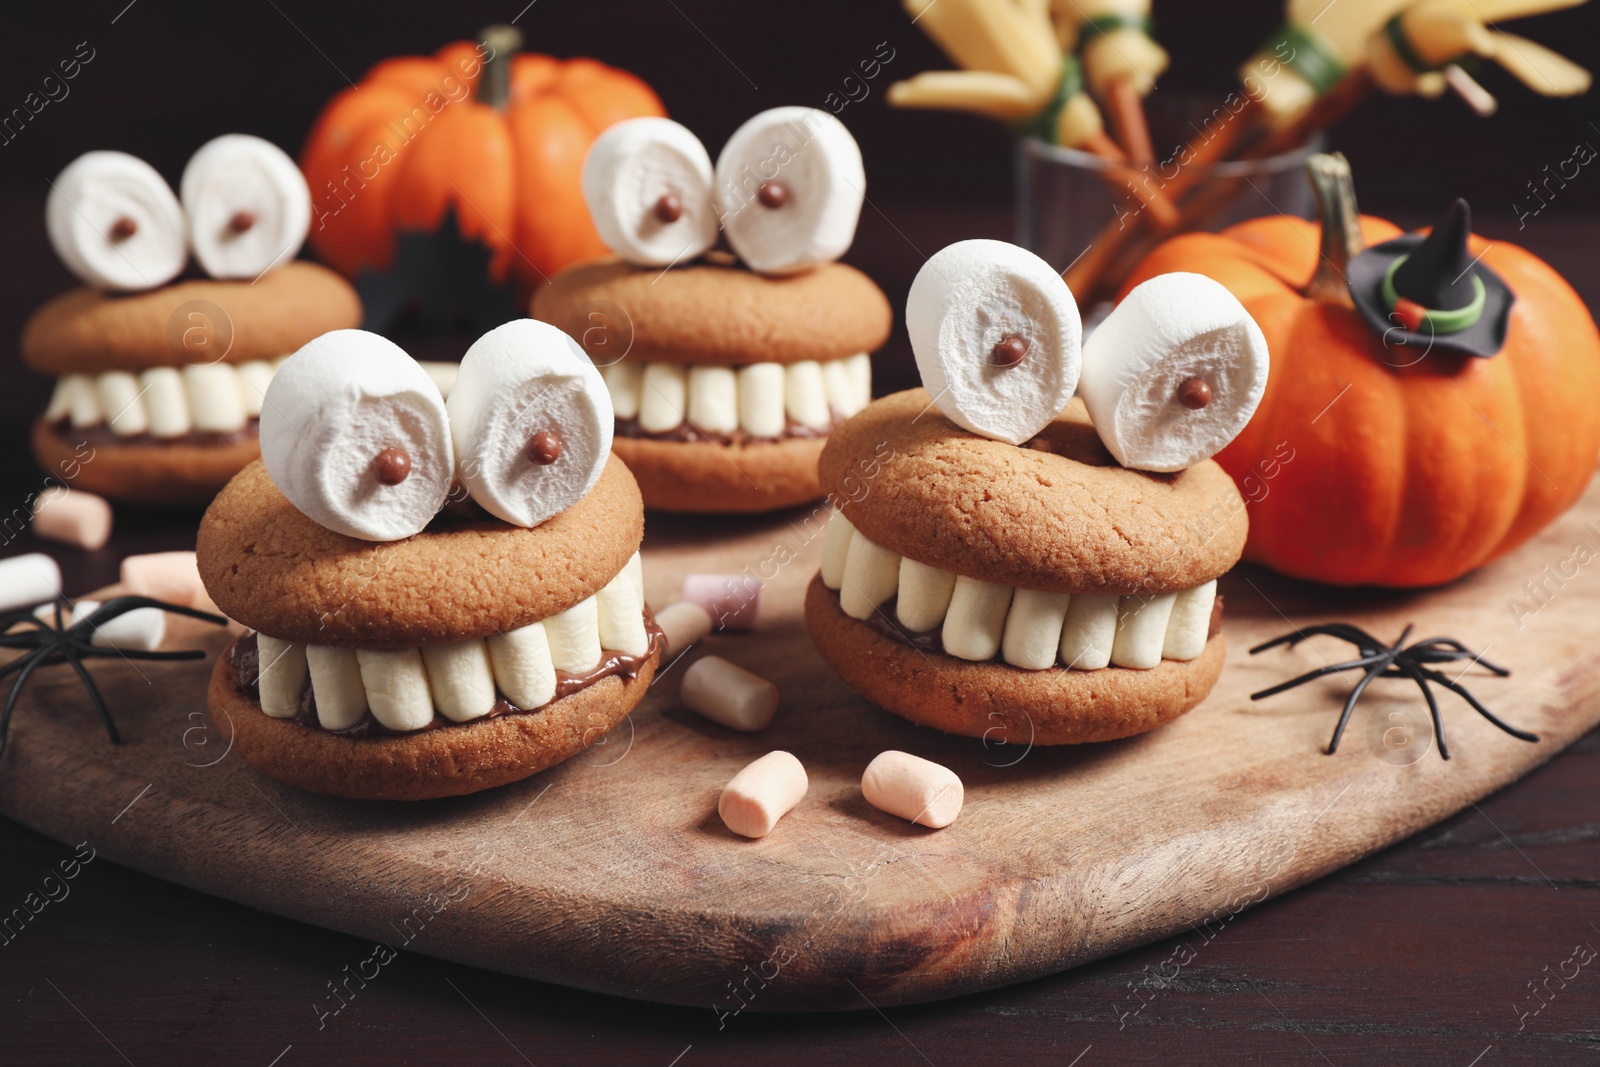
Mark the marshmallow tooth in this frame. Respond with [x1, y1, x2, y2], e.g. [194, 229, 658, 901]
[596, 553, 649, 656]
[1111, 592, 1178, 670]
[1001, 588, 1072, 670]
[306, 645, 367, 730]
[1162, 580, 1217, 662]
[488, 622, 557, 711]
[582, 117, 719, 267]
[545, 596, 602, 673]
[256, 635, 309, 719]
[1060, 593, 1119, 670]
[839, 529, 900, 621]
[714, 107, 865, 275]
[47, 151, 187, 291]
[420, 639, 497, 723]
[896, 557, 956, 633]
[357, 648, 435, 732]
[819, 509, 855, 591]
[907, 240, 1083, 445]
[447, 319, 613, 529]
[260, 330, 454, 541]
[1079, 272, 1270, 472]
[942, 576, 1014, 662]
[180, 134, 310, 280]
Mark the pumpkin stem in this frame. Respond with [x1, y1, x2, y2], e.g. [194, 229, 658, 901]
[477, 24, 523, 111]
[1305, 152, 1365, 308]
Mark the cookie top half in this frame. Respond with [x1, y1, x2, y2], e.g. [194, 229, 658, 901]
[22, 262, 361, 375]
[197, 455, 644, 649]
[821, 389, 1247, 596]
[532, 253, 891, 366]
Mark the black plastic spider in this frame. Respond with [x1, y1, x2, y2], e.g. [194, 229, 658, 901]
[1249, 622, 1537, 760]
[0, 596, 227, 760]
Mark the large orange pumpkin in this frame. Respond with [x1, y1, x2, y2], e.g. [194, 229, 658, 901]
[301, 25, 664, 292]
[1119, 155, 1600, 588]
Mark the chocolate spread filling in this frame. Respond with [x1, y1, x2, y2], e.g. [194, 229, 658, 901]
[226, 612, 664, 739]
[51, 416, 260, 449]
[614, 414, 838, 447]
[852, 590, 1225, 664]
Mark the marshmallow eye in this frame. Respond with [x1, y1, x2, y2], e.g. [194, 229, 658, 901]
[907, 239, 1083, 446]
[446, 319, 614, 529]
[46, 151, 187, 292]
[1079, 272, 1271, 472]
[582, 118, 719, 268]
[259, 330, 455, 542]
[713, 106, 865, 275]
[180, 134, 311, 280]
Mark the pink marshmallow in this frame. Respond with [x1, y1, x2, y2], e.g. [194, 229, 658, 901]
[120, 551, 208, 608]
[719, 751, 808, 839]
[31, 487, 112, 551]
[679, 573, 762, 631]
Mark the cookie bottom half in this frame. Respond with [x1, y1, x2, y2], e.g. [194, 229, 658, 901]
[208, 647, 660, 801]
[804, 575, 1224, 745]
[612, 434, 825, 513]
[34, 416, 260, 508]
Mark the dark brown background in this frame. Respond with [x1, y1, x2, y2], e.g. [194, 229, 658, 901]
[3, 2, 1599, 1064]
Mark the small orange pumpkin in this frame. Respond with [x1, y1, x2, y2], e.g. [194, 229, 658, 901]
[301, 25, 663, 293]
[1119, 155, 1600, 588]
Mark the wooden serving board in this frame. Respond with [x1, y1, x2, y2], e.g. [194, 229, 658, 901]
[3, 488, 1599, 1014]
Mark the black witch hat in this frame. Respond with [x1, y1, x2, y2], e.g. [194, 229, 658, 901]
[1346, 199, 1514, 359]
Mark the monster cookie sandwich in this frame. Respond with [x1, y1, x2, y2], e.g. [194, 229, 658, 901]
[22, 137, 361, 507]
[534, 109, 890, 512]
[197, 320, 659, 800]
[806, 242, 1268, 744]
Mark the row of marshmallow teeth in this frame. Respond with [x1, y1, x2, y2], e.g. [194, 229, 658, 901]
[820, 510, 1216, 671]
[253, 555, 646, 733]
[603, 353, 871, 438]
[45, 361, 461, 439]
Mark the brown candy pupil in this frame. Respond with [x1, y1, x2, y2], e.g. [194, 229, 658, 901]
[528, 429, 563, 465]
[654, 193, 683, 223]
[229, 210, 257, 234]
[109, 217, 138, 241]
[757, 180, 789, 209]
[991, 334, 1030, 368]
[1177, 377, 1213, 410]
[373, 447, 412, 486]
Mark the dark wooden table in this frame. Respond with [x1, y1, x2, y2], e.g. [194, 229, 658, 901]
[2, 175, 1598, 1065]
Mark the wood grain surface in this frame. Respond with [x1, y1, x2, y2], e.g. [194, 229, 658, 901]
[2, 477, 1596, 1014]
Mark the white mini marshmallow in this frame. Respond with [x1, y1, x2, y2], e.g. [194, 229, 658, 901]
[819, 509, 855, 591]
[714, 107, 865, 275]
[908, 239, 1083, 445]
[420, 639, 497, 723]
[1060, 593, 1119, 670]
[256, 634, 308, 719]
[737, 363, 786, 438]
[839, 529, 900, 621]
[602, 360, 643, 420]
[357, 648, 435, 732]
[1111, 592, 1178, 669]
[638, 362, 686, 433]
[261, 330, 454, 541]
[47, 151, 187, 291]
[180, 134, 310, 279]
[184, 364, 247, 433]
[96, 371, 148, 436]
[654, 601, 713, 657]
[681, 655, 778, 732]
[75, 603, 166, 652]
[306, 645, 366, 730]
[545, 595, 602, 674]
[895, 557, 956, 633]
[487, 621, 557, 711]
[140, 367, 192, 438]
[1079, 272, 1270, 472]
[1162, 580, 1217, 662]
[582, 117, 720, 267]
[448, 319, 613, 528]
[941, 575, 1013, 662]
[719, 751, 808, 838]
[784, 361, 832, 430]
[687, 365, 738, 434]
[596, 554, 649, 656]
[862, 750, 963, 829]
[1000, 588, 1072, 670]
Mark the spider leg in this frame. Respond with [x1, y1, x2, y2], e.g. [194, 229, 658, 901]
[1408, 639, 1511, 677]
[1250, 653, 1389, 700]
[81, 649, 208, 663]
[1392, 659, 1449, 760]
[1328, 662, 1388, 755]
[1420, 666, 1540, 743]
[58, 644, 121, 745]
[0, 647, 51, 761]
[1249, 623, 1377, 656]
[70, 596, 227, 639]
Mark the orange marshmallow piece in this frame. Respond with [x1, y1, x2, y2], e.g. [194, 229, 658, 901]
[120, 550, 208, 608]
[862, 750, 964, 829]
[718, 750, 808, 838]
[31, 487, 112, 551]
[681, 655, 778, 731]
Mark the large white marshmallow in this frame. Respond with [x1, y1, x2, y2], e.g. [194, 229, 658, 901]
[260, 330, 454, 542]
[582, 117, 719, 267]
[180, 134, 310, 280]
[907, 239, 1082, 445]
[447, 319, 612, 528]
[1079, 272, 1270, 472]
[47, 151, 186, 291]
[714, 107, 865, 275]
